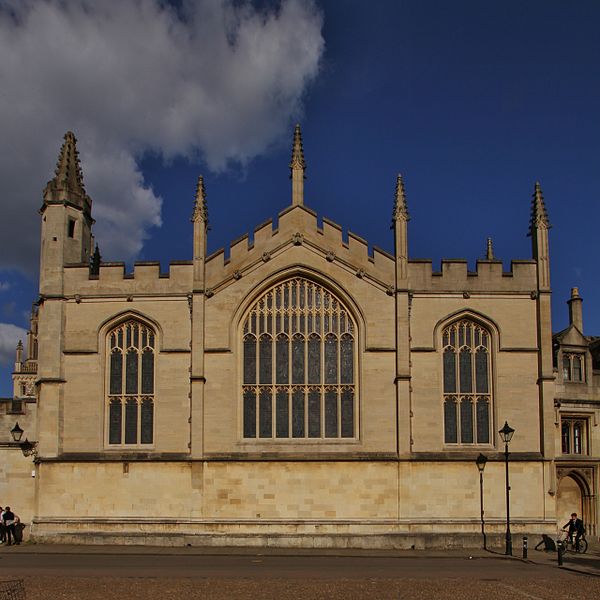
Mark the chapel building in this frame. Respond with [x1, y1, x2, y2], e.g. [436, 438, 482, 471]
[0, 126, 596, 547]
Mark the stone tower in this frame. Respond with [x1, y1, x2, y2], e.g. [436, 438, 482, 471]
[39, 131, 93, 296]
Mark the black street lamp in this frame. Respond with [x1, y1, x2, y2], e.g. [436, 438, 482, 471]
[499, 421, 515, 556]
[476, 453, 488, 550]
[10, 422, 24, 442]
[10, 422, 38, 459]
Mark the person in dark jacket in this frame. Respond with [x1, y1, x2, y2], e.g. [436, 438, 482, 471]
[563, 512, 585, 549]
[2, 507, 16, 546]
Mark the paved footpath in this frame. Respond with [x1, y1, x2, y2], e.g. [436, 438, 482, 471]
[1, 542, 600, 599]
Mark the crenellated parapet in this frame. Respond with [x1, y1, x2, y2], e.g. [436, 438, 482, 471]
[204, 204, 396, 297]
[408, 258, 538, 293]
[63, 260, 193, 297]
[51, 126, 545, 308]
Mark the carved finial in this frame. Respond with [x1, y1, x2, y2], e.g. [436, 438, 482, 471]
[392, 174, 409, 226]
[528, 181, 551, 236]
[290, 124, 305, 206]
[43, 131, 90, 208]
[290, 123, 306, 171]
[571, 287, 580, 299]
[90, 244, 101, 276]
[15, 340, 23, 364]
[486, 237, 494, 260]
[191, 175, 209, 226]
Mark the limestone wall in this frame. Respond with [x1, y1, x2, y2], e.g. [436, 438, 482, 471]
[31, 459, 554, 545]
[0, 447, 36, 525]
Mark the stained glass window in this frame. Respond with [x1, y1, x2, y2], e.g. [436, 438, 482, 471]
[107, 320, 155, 446]
[442, 320, 491, 445]
[242, 278, 356, 439]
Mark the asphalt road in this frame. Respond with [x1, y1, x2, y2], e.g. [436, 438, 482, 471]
[1, 553, 599, 599]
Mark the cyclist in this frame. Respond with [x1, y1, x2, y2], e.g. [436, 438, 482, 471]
[562, 512, 585, 551]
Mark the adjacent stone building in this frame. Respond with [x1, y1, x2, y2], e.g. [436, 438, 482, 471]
[0, 127, 596, 547]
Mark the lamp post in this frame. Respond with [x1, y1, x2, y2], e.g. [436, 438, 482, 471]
[499, 421, 515, 556]
[476, 453, 488, 550]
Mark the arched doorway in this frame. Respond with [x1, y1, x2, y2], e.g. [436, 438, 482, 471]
[556, 469, 595, 536]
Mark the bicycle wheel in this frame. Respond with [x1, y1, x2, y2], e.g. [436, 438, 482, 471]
[576, 538, 588, 553]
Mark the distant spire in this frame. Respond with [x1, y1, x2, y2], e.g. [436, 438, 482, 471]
[290, 124, 305, 206]
[191, 175, 209, 226]
[89, 244, 101, 276]
[43, 131, 90, 209]
[528, 181, 551, 236]
[392, 174, 409, 225]
[486, 237, 494, 260]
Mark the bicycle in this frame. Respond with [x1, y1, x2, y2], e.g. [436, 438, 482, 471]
[558, 529, 588, 554]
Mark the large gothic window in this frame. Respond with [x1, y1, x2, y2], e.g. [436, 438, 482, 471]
[107, 320, 155, 446]
[242, 278, 356, 439]
[442, 320, 492, 445]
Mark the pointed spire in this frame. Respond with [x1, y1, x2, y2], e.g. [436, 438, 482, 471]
[89, 244, 101, 276]
[290, 123, 306, 171]
[486, 237, 494, 260]
[392, 174, 410, 225]
[43, 131, 91, 210]
[191, 175, 209, 226]
[290, 124, 305, 206]
[528, 181, 551, 236]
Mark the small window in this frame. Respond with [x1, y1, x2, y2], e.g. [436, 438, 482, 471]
[67, 218, 76, 238]
[8, 399, 24, 414]
[561, 417, 588, 455]
[563, 353, 585, 383]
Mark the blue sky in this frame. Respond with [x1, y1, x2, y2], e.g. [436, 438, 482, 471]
[1, 0, 599, 396]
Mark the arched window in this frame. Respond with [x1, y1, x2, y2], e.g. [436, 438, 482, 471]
[242, 278, 356, 439]
[442, 319, 492, 445]
[107, 320, 155, 445]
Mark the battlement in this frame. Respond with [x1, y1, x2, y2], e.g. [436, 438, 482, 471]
[63, 260, 192, 296]
[409, 258, 537, 292]
[205, 205, 395, 288]
[60, 207, 538, 298]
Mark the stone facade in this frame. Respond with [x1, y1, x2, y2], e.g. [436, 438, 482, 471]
[0, 127, 595, 548]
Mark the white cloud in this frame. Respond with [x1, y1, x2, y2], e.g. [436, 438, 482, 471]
[0, 0, 324, 272]
[0, 323, 27, 366]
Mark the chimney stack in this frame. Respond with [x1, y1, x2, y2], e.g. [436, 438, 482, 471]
[568, 287, 584, 332]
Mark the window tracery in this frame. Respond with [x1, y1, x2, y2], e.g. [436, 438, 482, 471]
[563, 352, 585, 382]
[442, 319, 492, 445]
[107, 320, 155, 446]
[242, 278, 356, 439]
[561, 417, 588, 455]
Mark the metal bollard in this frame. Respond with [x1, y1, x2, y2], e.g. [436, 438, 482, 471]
[522, 536, 528, 559]
[557, 541, 563, 566]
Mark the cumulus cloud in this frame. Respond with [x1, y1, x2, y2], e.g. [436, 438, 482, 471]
[0, 322, 27, 365]
[0, 0, 324, 272]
